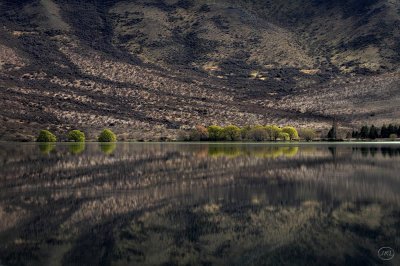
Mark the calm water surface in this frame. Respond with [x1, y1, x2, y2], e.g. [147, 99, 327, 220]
[0, 142, 399, 266]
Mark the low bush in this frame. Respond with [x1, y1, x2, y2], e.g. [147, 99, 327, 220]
[36, 130, 56, 142]
[98, 129, 116, 142]
[68, 130, 85, 142]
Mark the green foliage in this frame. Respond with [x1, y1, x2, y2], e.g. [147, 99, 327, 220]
[67, 130, 85, 142]
[68, 143, 85, 154]
[207, 145, 299, 158]
[390, 133, 398, 140]
[98, 129, 117, 142]
[222, 125, 241, 141]
[282, 127, 298, 140]
[278, 132, 290, 141]
[240, 126, 251, 140]
[264, 125, 273, 140]
[271, 125, 282, 141]
[100, 143, 117, 154]
[299, 129, 316, 141]
[248, 127, 267, 141]
[38, 143, 56, 154]
[36, 130, 56, 142]
[207, 125, 224, 141]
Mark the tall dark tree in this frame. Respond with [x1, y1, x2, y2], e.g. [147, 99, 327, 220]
[360, 125, 369, 139]
[369, 125, 379, 139]
[327, 116, 338, 140]
[388, 124, 395, 135]
[381, 124, 388, 138]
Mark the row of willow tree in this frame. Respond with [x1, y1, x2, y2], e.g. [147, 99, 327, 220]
[351, 124, 400, 139]
[178, 125, 317, 141]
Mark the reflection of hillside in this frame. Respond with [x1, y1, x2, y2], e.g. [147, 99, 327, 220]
[0, 143, 400, 265]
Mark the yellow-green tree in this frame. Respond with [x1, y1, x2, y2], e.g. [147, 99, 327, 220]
[271, 125, 282, 141]
[248, 127, 267, 141]
[207, 125, 224, 141]
[282, 127, 299, 140]
[264, 125, 273, 140]
[279, 132, 290, 141]
[299, 129, 316, 141]
[240, 126, 251, 140]
[222, 125, 241, 141]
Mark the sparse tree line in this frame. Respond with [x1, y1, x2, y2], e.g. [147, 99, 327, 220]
[36, 129, 116, 142]
[177, 125, 317, 142]
[350, 124, 400, 140]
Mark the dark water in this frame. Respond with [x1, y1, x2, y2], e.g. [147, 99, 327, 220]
[0, 142, 399, 266]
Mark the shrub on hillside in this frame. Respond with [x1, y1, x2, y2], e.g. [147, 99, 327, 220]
[390, 133, 398, 140]
[98, 129, 116, 142]
[36, 130, 56, 142]
[67, 130, 85, 142]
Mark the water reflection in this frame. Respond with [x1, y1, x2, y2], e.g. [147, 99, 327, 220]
[207, 145, 299, 158]
[1, 143, 399, 265]
[68, 143, 85, 154]
[37, 143, 56, 154]
[99, 142, 117, 154]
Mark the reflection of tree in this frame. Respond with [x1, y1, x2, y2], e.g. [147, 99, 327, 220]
[38, 143, 56, 154]
[207, 145, 299, 158]
[68, 143, 85, 154]
[99, 143, 116, 154]
[282, 147, 299, 157]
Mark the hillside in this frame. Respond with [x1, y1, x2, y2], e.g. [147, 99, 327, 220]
[0, 0, 400, 141]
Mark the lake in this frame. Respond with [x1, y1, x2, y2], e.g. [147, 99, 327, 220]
[0, 142, 399, 266]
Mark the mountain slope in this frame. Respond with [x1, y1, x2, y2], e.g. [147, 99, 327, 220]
[0, 0, 399, 141]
